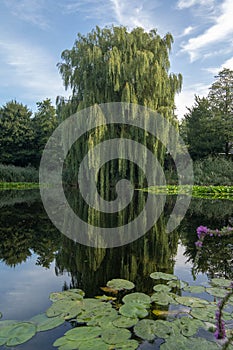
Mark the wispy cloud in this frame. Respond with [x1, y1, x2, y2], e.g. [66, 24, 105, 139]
[175, 83, 210, 119]
[181, 0, 233, 61]
[176, 0, 215, 10]
[63, 0, 156, 30]
[204, 56, 233, 76]
[0, 37, 66, 105]
[179, 26, 195, 37]
[3, 0, 49, 29]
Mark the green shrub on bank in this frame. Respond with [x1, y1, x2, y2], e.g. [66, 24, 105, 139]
[194, 156, 233, 185]
[0, 164, 38, 183]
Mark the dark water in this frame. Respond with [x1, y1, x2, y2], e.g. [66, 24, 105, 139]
[0, 189, 233, 349]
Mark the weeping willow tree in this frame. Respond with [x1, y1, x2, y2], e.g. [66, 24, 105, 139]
[56, 26, 182, 245]
[57, 25, 182, 183]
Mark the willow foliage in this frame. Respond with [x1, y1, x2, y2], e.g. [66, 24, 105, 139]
[57, 26, 182, 188]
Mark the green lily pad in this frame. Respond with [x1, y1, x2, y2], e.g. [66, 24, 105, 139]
[160, 335, 219, 349]
[78, 305, 117, 324]
[206, 287, 228, 298]
[0, 322, 36, 346]
[107, 279, 135, 291]
[153, 284, 172, 293]
[175, 296, 209, 308]
[30, 313, 64, 332]
[190, 306, 216, 322]
[50, 289, 85, 302]
[112, 316, 138, 328]
[102, 327, 131, 344]
[78, 338, 110, 350]
[119, 303, 148, 318]
[53, 337, 80, 349]
[87, 310, 118, 327]
[153, 320, 178, 339]
[150, 272, 178, 281]
[65, 326, 102, 341]
[178, 317, 204, 337]
[46, 299, 80, 318]
[210, 278, 232, 288]
[183, 286, 206, 294]
[151, 292, 178, 306]
[134, 319, 158, 341]
[167, 280, 189, 289]
[122, 293, 151, 307]
[114, 339, 139, 349]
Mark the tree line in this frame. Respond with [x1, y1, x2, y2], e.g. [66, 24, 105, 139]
[0, 98, 57, 168]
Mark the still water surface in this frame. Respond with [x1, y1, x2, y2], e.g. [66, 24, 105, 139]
[0, 189, 232, 349]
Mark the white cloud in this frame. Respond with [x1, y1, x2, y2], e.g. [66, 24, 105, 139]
[182, 0, 233, 61]
[3, 0, 49, 29]
[63, 0, 155, 31]
[180, 26, 195, 37]
[0, 37, 66, 105]
[177, 0, 215, 10]
[203, 56, 233, 76]
[175, 83, 209, 120]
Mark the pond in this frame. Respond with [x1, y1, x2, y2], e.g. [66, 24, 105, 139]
[0, 189, 233, 349]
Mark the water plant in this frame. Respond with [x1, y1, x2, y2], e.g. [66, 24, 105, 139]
[0, 272, 232, 348]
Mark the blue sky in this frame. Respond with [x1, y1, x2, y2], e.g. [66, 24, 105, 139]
[0, 0, 233, 119]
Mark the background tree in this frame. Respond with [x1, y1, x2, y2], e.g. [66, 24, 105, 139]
[0, 100, 34, 166]
[32, 98, 57, 167]
[180, 96, 224, 159]
[208, 68, 233, 157]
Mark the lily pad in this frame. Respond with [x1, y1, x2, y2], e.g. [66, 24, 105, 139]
[50, 289, 85, 302]
[112, 316, 138, 328]
[107, 279, 135, 291]
[0, 322, 36, 346]
[153, 284, 171, 293]
[114, 339, 139, 349]
[77, 338, 110, 350]
[119, 303, 148, 318]
[134, 319, 158, 341]
[160, 335, 219, 349]
[122, 293, 151, 307]
[46, 300, 80, 318]
[150, 272, 178, 281]
[210, 278, 232, 288]
[206, 287, 227, 298]
[30, 313, 64, 332]
[175, 296, 209, 308]
[151, 292, 178, 306]
[167, 280, 189, 289]
[153, 320, 178, 339]
[183, 286, 206, 294]
[65, 326, 102, 341]
[190, 306, 216, 322]
[177, 317, 204, 337]
[53, 337, 81, 349]
[101, 327, 131, 344]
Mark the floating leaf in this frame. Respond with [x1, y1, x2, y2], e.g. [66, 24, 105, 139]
[151, 292, 178, 306]
[65, 326, 101, 341]
[183, 286, 206, 294]
[100, 286, 119, 294]
[30, 313, 64, 332]
[5, 322, 36, 347]
[153, 284, 171, 293]
[87, 310, 118, 327]
[190, 306, 216, 322]
[107, 279, 135, 291]
[114, 339, 139, 349]
[160, 336, 220, 349]
[210, 278, 232, 288]
[102, 327, 131, 344]
[178, 317, 204, 337]
[113, 316, 138, 328]
[206, 287, 227, 298]
[46, 300, 80, 318]
[175, 296, 209, 308]
[153, 320, 178, 339]
[53, 337, 80, 349]
[134, 319, 158, 341]
[150, 272, 178, 281]
[50, 289, 85, 302]
[78, 304, 116, 323]
[77, 338, 109, 350]
[167, 280, 189, 289]
[119, 304, 148, 318]
[122, 293, 151, 307]
[95, 295, 117, 301]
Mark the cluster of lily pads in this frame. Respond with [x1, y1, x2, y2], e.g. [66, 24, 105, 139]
[0, 272, 233, 349]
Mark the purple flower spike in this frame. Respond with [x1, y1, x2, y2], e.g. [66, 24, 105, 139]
[197, 226, 209, 234]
